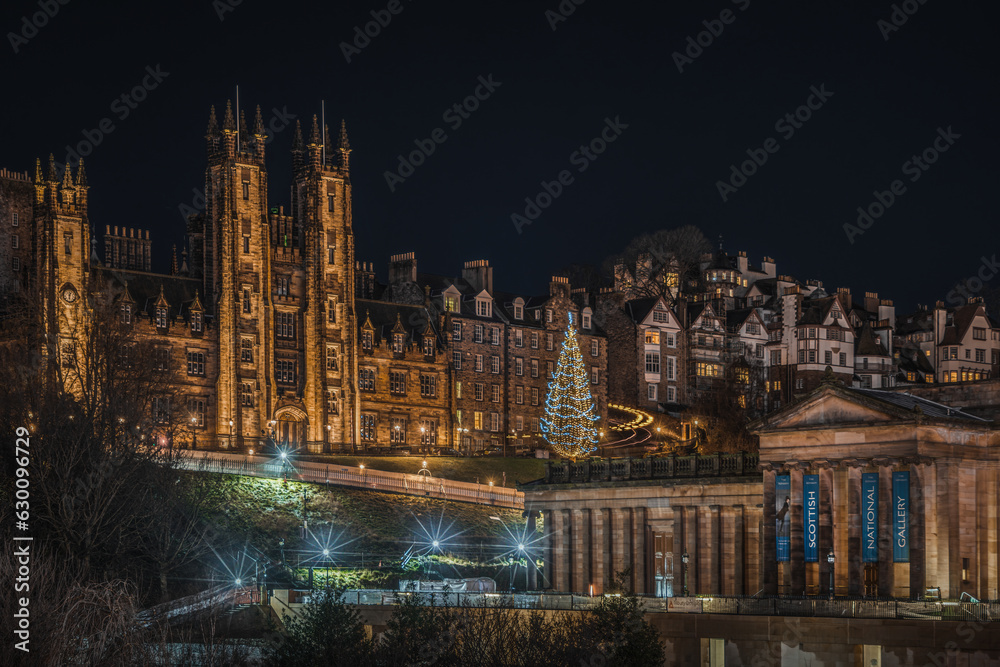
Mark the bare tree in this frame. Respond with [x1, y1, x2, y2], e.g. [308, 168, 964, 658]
[605, 226, 711, 302]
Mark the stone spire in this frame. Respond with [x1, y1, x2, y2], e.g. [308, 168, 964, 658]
[222, 100, 236, 131]
[338, 119, 352, 173]
[76, 159, 87, 187]
[207, 105, 219, 135]
[292, 120, 304, 151]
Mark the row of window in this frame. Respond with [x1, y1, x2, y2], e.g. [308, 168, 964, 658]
[360, 416, 438, 445]
[798, 350, 848, 366]
[798, 327, 847, 341]
[643, 330, 677, 347]
[647, 384, 677, 403]
[358, 368, 438, 397]
[941, 347, 989, 363]
[644, 352, 677, 380]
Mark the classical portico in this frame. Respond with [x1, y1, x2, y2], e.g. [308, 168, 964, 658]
[522, 454, 763, 597]
[753, 381, 1000, 600]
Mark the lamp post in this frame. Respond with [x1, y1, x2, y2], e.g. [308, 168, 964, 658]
[322, 548, 331, 587]
[681, 552, 689, 596]
[228, 419, 234, 450]
[827, 550, 835, 600]
[420, 426, 426, 454]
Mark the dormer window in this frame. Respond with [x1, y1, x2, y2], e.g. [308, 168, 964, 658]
[423, 336, 435, 356]
[514, 304, 523, 320]
[582, 313, 592, 330]
[362, 330, 374, 352]
[545, 309, 553, 323]
[476, 298, 492, 317]
[121, 304, 131, 325]
[393, 333, 405, 353]
[156, 307, 168, 329]
[191, 312, 202, 333]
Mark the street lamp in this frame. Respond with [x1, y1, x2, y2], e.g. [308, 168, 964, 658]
[229, 419, 234, 450]
[827, 550, 835, 600]
[681, 552, 689, 596]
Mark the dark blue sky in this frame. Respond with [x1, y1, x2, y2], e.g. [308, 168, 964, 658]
[4, 0, 996, 311]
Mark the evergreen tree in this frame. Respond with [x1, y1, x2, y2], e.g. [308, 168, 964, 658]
[541, 314, 600, 459]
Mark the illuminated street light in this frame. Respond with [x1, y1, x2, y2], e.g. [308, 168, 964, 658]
[432, 540, 439, 548]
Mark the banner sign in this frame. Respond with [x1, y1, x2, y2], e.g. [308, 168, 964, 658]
[892, 471, 910, 563]
[803, 474, 819, 562]
[862, 473, 879, 563]
[776, 474, 790, 561]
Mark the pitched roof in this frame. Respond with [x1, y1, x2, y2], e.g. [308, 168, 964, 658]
[854, 320, 888, 356]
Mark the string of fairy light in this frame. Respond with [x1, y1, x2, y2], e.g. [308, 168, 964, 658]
[540, 314, 600, 460]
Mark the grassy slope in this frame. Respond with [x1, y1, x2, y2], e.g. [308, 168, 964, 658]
[201, 473, 527, 559]
[292, 455, 546, 486]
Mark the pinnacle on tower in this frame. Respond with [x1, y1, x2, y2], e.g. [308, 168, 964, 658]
[222, 100, 236, 131]
[207, 105, 219, 135]
[310, 114, 321, 145]
[76, 159, 87, 187]
[339, 119, 350, 152]
[324, 124, 332, 150]
[254, 105, 266, 135]
[47, 154, 57, 181]
[292, 120, 304, 151]
[34, 158, 42, 182]
[238, 108, 250, 145]
[170, 245, 179, 275]
[61, 162, 73, 189]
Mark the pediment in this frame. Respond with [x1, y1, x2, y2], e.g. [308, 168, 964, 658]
[755, 387, 910, 433]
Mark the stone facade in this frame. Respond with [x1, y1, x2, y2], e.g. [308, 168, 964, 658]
[5, 101, 608, 455]
[523, 382, 1000, 605]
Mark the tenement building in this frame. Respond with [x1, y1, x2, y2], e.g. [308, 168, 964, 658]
[523, 376, 1000, 603]
[0, 100, 607, 453]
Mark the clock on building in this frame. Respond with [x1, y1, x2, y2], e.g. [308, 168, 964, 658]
[62, 287, 77, 303]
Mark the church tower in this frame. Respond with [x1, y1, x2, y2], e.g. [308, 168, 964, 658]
[33, 155, 90, 389]
[290, 115, 359, 451]
[203, 102, 276, 448]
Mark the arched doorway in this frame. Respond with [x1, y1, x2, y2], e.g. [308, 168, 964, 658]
[273, 407, 308, 451]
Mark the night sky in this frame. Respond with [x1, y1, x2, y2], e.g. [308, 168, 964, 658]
[4, 0, 996, 311]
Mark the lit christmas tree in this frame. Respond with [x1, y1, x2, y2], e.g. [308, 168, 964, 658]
[541, 313, 600, 459]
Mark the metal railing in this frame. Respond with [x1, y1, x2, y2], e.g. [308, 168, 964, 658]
[324, 589, 998, 621]
[543, 452, 760, 484]
[176, 450, 525, 509]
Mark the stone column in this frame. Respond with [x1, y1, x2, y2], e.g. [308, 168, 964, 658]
[571, 509, 587, 594]
[910, 463, 926, 599]
[527, 510, 539, 591]
[762, 467, 777, 595]
[819, 465, 834, 595]
[733, 505, 745, 595]
[610, 508, 626, 584]
[721, 506, 735, 596]
[553, 508, 569, 592]
[877, 463, 896, 597]
[591, 508, 605, 595]
[846, 464, 863, 596]
[685, 506, 699, 594]
[790, 466, 806, 596]
[697, 506, 716, 594]
[922, 463, 940, 595]
[631, 507, 646, 595]
[745, 506, 762, 594]
[540, 508, 553, 589]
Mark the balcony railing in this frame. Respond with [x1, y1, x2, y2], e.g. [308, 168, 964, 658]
[542, 452, 760, 484]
